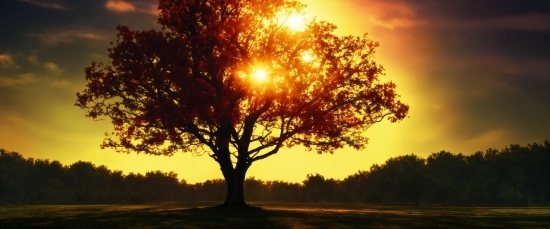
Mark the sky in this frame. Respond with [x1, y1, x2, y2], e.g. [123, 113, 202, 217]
[1, 0, 549, 184]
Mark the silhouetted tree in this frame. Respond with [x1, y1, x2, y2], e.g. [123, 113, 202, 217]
[266, 180, 302, 202]
[68, 161, 110, 203]
[140, 171, 180, 202]
[244, 177, 268, 201]
[341, 170, 369, 203]
[426, 151, 467, 205]
[75, 0, 409, 207]
[123, 173, 147, 203]
[193, 179, 226, 201]
[0, 149, 30, 204]
[29, 159, 75, 204]
[506, 142, 549, 205]
[303, 173, 330, 202]
[388, 155, 427, 205]
[462, 151, 492, 205]
[2, 140, 548, 205]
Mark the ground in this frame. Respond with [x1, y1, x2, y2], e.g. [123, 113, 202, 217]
[1, 202, 549, 228]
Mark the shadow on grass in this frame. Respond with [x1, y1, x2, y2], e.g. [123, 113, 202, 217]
[1, 203, 549, 228]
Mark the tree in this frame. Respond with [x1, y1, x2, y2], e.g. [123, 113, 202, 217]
[75, 0, 409, 207]
[426, 151, 467, 205]
[302, 173, 326, 202]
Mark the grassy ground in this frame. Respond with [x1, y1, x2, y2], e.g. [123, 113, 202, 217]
[1, 202, 549, 228]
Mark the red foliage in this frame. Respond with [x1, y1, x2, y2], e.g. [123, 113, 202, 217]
[76, 0, 408, 170]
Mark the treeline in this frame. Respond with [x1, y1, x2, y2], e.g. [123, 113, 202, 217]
[1, 141, 548, 206]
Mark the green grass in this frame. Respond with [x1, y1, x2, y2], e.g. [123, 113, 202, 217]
[1, 202, 549, 228]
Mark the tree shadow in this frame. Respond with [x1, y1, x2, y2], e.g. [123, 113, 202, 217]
[1, 204, 550, 228]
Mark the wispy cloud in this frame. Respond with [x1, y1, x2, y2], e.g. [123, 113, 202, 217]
[105, 0, 159, 15]
[369, 17, 427, 30]
[105, 0, 136, 13]
[349, 1, 427, 30]
[44, 62, 64, 73]
[436, 13, 550, 31]
[142, 3, 160, 15]
[0, 54, 19, 69]
[26, 55, 66, 73]
[467, 128, 512, 149]
[0, 73, 38, 88]
[27, 55, 41, 65]
[49, 78, 72, 88]
[33, 30, 106, 45]
[19, 0, 69, 10]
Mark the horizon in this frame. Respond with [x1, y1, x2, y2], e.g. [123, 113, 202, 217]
[2, 139, 547, 185]
[1, 0, 549, 184]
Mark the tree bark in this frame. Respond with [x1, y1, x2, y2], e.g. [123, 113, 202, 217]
[216, 144, 250, 207]
[221, 166, 248, 207]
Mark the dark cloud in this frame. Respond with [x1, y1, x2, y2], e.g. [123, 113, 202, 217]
[408, 0, 550, 21]
[19, 0, 70, 10]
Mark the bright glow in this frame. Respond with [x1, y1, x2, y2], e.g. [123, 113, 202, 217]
[252, 68, 269, 82]
[301, 52, 313, 62]
[284, 14, 306, 31]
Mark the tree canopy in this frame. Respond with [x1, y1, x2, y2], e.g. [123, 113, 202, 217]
[75, 0, 408, 206]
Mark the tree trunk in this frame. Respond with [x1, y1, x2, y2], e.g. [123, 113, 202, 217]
[218, 155, 250, 207]
[215, 123, 253, 207]
[222, 167, 247, 207]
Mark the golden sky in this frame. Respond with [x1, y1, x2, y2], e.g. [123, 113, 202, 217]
[1, 0, 549, 183]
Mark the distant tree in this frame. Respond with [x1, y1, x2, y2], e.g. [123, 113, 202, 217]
[194, 179, 227, 201]
[75, 0, 409, 207]
[463, 151, 494, 205]
[426, 151, 467, 205]
[0, 149, 30, 204]
[123, 173, 147, 202]
[303, 173, 331, 202]
[1, 140, 549, 205]
[341, 170, 370, 203]
[396, 155, 428, 205]
[143, 171, 180, 202]
[109, 170, 125, 202]
[29, 159, 75, 204]
[369, 155, 427, 205]
[244, 177, 267, 201]
[266, 180, 302, 201]
[504, 142, 550, 205]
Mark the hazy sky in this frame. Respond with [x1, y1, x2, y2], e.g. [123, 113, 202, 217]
[1, 0, 548, 183]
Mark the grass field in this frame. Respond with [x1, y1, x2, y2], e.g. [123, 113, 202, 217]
[1, 202, 549, 228]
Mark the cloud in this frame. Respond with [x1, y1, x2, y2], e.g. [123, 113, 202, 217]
[467, 129, 513, 149]
[47, 78, 72, 87]
[105, 0, 136, 13]
[359, 1, 427, 29]
[436, 53, 549, 83]
[19, 0, 69, 10]
[0, 73, 38, 88]
[432, 13, 550, 31]
[0, 54, 19, 69]
[105, 0, 159, 15]
[369, 17, 427, 30]
[27, 55, 41, 65]
[33, 30, 106, 45]
[142, 3, 160, 15]
[26, 55, 66, 73]
[44, 62, 64, 73]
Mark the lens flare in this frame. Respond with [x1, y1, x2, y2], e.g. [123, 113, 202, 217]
[302, 52, 313, 62]
[285, 14, 306, 31]
[252, 68, 269, 82]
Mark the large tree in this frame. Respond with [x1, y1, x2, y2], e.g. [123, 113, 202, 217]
[76, 0, 409, 207]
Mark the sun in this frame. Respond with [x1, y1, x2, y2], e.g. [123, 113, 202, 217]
[301, 51, 313, 62]
[284, 14, 306, 31]
[252, 68, 269, 82]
